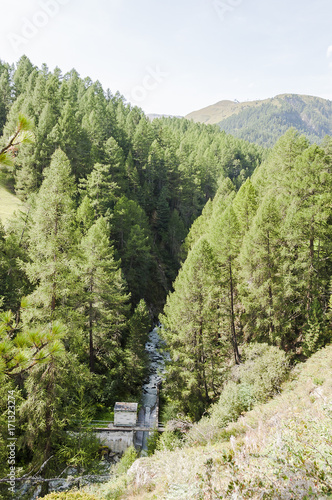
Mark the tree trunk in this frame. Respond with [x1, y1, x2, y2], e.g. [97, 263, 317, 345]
[267, 231, 275, 339]
[89, 299, 95, 372]
[229, 258, 241, 364]
[307, 234, 314, 316]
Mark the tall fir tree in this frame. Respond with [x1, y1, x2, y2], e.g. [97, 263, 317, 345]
[161, 238, 225, 419]
[209, 205, 242, 364]
[77, 217, 129, 373]
[23, 149, 76, 323]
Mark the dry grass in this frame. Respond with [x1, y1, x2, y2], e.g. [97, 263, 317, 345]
[0, 181, 24, 225]
[184, 93, 328, 126]
[99, 345, 332, 499]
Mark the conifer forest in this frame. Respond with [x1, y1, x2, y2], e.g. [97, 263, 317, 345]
[0, 57, 331, 499]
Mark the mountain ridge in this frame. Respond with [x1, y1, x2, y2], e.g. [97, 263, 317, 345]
[185, 93, 332, 146]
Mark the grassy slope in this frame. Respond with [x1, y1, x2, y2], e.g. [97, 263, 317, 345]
[185, 97, 272, 125]
[185, 93, 330, 126]
[0, 181, 24, 225]
[96, 345, 332, 499]
[185, 94, 332, 147]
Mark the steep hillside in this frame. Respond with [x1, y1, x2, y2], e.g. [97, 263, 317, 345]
[185, 98, 270, 124]
[0, 181, 24, 225]
[82, 345, 332, 499]
[186, 94, 332, 147]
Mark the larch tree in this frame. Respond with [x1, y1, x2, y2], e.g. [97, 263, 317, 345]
[232, 177, 258, 236]
[161, 238, 224, 420]
[281, 144, 332, 353]
[77, 216, 129, 373]
[209, 204, 242, 364]
[23, 148, 76, 324]
[238, 195, 285, 346]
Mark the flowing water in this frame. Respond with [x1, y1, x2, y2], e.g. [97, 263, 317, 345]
[135, 326, 167, 451]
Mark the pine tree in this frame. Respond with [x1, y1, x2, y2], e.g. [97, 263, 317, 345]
[23, 149, 76, 323]
[58, 100, 91, 180]
[161, 238, 224, 419]
[13, 56, 35, 97]
[209, 205, 242, 364]
[0, 63, 12, 135]
[103, 136, 127, 190]
[238, 195, 285, 345]
[0, 221, 31, 311]
[232, 178, 258, 236]
[111, 196, 153, 304]
[122, 299, 151, 395]
[77, 217, 129, 372]
[80, 163, 119, 219]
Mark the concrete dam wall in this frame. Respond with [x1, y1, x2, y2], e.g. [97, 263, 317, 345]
[92, 326, 166, 456]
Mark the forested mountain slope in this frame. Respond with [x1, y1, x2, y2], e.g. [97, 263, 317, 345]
[160, 128, 332, 419]
[186, 94, 332, 147]
[0, 56, 264, 313]
[86, 129, 332, 499]
[0, 56, 264, 488]
[97, 344, 332, 499]
[0, 55, 331, 497]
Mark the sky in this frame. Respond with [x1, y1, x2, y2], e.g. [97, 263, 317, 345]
[1, 0, 332, 116]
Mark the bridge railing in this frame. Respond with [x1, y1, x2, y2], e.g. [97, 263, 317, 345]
[87, 421, 165, 430]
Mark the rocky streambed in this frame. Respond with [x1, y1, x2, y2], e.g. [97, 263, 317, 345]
[135, 325, 167, 452]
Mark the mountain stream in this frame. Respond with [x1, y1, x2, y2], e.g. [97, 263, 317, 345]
[135, 325, 167, 452]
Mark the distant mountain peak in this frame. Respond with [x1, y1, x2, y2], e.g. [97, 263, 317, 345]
[185, 94, 332, 147]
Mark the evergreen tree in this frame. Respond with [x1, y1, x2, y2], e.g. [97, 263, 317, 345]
[0, 62, 12, 135]
[57, 100, 91, 180]
[77, 217, 129, 372]
[238, 195, 285, 345]
[23, 149, 76, 323]
[281, 145, 332, 351]
[13, 55, 35, 97]
[161, 238, 224, 419]
[122, 299, 151, 396]
[111, 196, 153, 304]
[209, 205, 242, 364]
[232, 177, 258, 236]
[0, 221, 31, 311]
[80, 163, 119, 219]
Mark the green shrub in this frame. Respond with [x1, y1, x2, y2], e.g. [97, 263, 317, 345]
[39, 490, 99, 500]
[159, 399, 182, 424]
[113, 446, 138, 476]
[238, 343, 289, 402]
[104, 476, 129, 500]
[208, 380, 256, 429]
[146, 430, 160, 456]
[156, 430, 183, 452]
[188, 343, 290, 445]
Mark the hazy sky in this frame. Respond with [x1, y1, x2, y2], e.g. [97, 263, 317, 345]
[1, 0, 332, 116]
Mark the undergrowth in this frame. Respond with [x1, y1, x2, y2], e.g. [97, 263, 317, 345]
[99, 344, 332, 499]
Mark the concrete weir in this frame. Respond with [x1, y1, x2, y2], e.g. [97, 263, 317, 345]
[92, 326, 166, 455]
[93, 428, 135, 455]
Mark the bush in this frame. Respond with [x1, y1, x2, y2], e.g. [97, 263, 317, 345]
[146, 430, 160, 456]
[39, 491, 99, 500]
[238, 343, 290, 401]
[187, 343, 290, 445]
[212, 344, 289, 421]
[156, 430, 183, 452]
[113, 446, 138, 476]
[159, 399, 182, 424]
